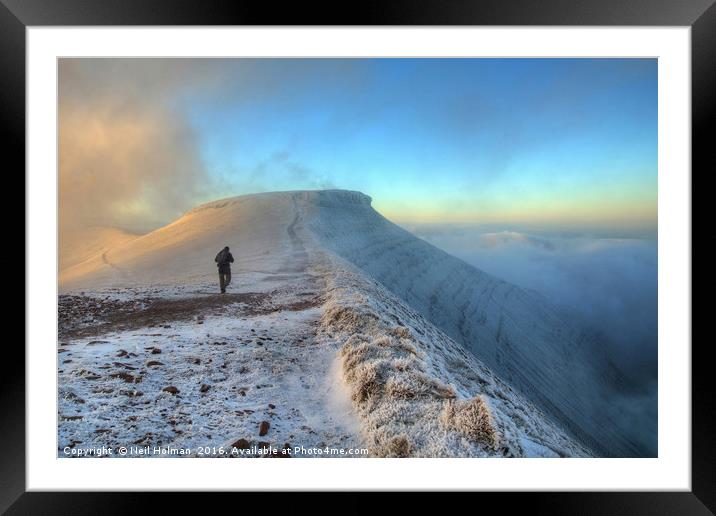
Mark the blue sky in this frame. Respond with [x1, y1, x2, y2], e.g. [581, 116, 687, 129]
[59, 58, 657, 234]
[186, 59, 656, 228]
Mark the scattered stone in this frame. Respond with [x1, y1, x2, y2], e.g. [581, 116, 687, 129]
[163, 386, 180, 395]
[116, 350, 128, 357]
[268, 403, 276, 409]
[146, 361, 163, 367]
[133, 433, 153, 445]
[259, 421, 270, 436]
[231, 438, 251, 449]
[113, 362, 137, 370]
[200, 384, 210, 393]
[64, 392, 85, 404]
[58, 348, 69, 353]
[151, 348, 162, 354]
[119, 389, 143, 397]
[110, 372, 141, 383]
[60, 415, 84, 421]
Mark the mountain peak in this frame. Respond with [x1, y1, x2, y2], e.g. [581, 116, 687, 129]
[187, 189, 372, 216]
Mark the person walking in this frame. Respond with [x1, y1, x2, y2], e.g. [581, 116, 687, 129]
[215, 246, 234, 293]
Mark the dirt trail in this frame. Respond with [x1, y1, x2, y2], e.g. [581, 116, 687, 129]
[59, 292, 269, 340]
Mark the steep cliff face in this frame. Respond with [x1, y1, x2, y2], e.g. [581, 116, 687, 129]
[60, 189, 647, 456]
[300, 191, 648, 457]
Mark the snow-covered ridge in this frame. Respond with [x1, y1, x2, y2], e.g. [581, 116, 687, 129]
[316, 253, 590, 457]
[59, 189, 646, 456]
[186, 190, 372, 216]
[301, 192, 648, 457]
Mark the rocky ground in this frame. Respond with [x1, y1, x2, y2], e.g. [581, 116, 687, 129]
[58, 281, 364, 458]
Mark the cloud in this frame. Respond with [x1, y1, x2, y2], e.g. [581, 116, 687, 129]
[58, 58, 358, 240]
[244, 151, 337, 191]
[410, 225, 658, 384]
[409, 224, 658, 454]
[59, 59, 216, 237]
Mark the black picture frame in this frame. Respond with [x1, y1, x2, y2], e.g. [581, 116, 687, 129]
[7, 0, 708, 512]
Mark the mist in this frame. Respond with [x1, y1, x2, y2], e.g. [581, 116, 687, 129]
[408, 224, 658, 453]
[58, 60, 218, 242]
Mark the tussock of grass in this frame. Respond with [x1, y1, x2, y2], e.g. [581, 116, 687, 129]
[390, 326, 412, 339]
[441, 396, 499, 448]
[322, 304, 380, 334]
[351, 362, 381, 403]
[385, 377, 417, 399]
[380, 435, 412, 458]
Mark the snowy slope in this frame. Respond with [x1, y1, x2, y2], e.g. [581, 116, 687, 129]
[301, 191, 648, 457]
[58, 190, 627, 456]
[60, 226, 138, 272]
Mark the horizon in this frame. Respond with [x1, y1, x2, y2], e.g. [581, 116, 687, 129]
[59, 58, 657, 238]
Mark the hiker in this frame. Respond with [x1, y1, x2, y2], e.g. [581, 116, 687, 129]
[215, 246, 234, 293]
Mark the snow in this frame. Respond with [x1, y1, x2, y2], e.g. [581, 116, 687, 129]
[59, 189, 606, 457]
[59, 289, 364, 458]
[60, 226, 138, 272]
[301, 191, 649, 457]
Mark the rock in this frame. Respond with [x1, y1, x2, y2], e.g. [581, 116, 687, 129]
[231, 438, 250, 449]
[110, 372, 140, 383]
[60, 415, 83, 421]
[65, 392, 85, 404]
[268, 403, 276, 409]
[151, 348, 162, 354]
[200, 384, 210, 393]
[259, 420, 270, 436]
[116, 350, 128, 357]
[146, 361, 163, 367]
[119, 389, 143, 397]
[163, 386, 179, 395]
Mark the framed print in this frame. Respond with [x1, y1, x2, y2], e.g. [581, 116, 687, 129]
[7, 0, 709, 511]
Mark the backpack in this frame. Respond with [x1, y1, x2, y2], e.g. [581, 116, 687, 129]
[215, 249, 227, 266]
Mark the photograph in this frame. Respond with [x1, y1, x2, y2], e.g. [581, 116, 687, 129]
[56, 57, 658, 460]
